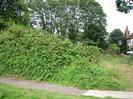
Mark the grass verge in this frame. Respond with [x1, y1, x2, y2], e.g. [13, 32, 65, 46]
[101, 53, 133, 91]
[0, 83, 113, 99]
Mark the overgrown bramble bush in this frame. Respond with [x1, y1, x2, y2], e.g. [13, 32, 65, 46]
[0, 24, 125, 90]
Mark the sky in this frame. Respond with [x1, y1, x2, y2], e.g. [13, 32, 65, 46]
[95, 0, 133, 33]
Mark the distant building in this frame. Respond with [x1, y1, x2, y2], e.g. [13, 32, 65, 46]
[125, 26, 133, 50]
[128, 33, 133, 49]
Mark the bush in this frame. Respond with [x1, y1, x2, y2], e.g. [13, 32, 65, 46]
[108, 44, 120, 54]
[0, 25, 125, 90]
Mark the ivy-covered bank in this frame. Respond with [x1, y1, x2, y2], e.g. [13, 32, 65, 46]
[0, 24, 125, 90]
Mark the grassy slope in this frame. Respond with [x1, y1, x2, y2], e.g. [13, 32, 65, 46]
[0, 83, 113, 99]
[101, 53, 133, 91]
[0, 25, 125, 91]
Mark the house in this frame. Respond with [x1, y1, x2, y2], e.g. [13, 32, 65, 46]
[125, 26, 133, 50]
[128, 33, 133, 49]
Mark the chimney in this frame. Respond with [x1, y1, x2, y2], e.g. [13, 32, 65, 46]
[125, 26, 129, 49]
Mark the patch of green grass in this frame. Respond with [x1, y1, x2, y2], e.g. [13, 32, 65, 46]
[101, 53, 130, 64]
[0, 83, 113, 99]
[101, 53, 133, 91]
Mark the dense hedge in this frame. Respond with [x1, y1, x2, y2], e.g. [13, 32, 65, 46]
[0, 25, 125, 90]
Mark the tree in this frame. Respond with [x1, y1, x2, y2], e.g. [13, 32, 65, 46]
[82, 24, 108, 48]
[109, 29, 124, 44]
[116, 0, 133, 13]
[79, 0, 107, 48]
[109, 29, 126, 52]
[0, 0, 29, 28]
[29, 0, 107, 48]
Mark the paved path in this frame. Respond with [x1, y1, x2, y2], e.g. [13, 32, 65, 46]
[83, 90, 133, 99]
[0, 77, 133, 99]
[0, 77, 86, 96]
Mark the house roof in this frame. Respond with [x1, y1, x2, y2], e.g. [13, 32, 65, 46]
[128, 33, 133, 39]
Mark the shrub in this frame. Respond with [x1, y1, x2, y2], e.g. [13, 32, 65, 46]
[0, 20, 7, 30]
[0, 25, 125, 90]
[108, 44, 120, 54]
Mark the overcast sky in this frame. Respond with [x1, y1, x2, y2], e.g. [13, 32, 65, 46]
[95, 0, 133, 33]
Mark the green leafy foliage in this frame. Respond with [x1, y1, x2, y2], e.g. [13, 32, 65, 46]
[116, 0, 133, 13]
[0, 0, 29, 30]
[109, 29, 126, 53]
[109, 29, 124, 45]
[29, 0, 107, 48]
[108, 44, 120, 54]
[0, 25, 125, 90]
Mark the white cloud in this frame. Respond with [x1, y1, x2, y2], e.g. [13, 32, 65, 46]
[95, 0, 133, 33]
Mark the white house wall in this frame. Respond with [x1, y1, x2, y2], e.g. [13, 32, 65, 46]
[128, 39, 133, 49]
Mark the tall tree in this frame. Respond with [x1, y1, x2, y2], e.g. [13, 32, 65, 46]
[109, 29, 126, 52]
[29, 0, 107, 48]
[80, 0, 107, 48]
[109, 29, 124, 44]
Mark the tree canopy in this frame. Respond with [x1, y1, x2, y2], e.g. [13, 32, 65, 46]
[0, 0, 29, 27]
[0, 0, 108, 48]
[109, 29, 126, 52]
[109, 29, 124, 44]
[116, 0, 133, 13]
[29, 0, 107, 48]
